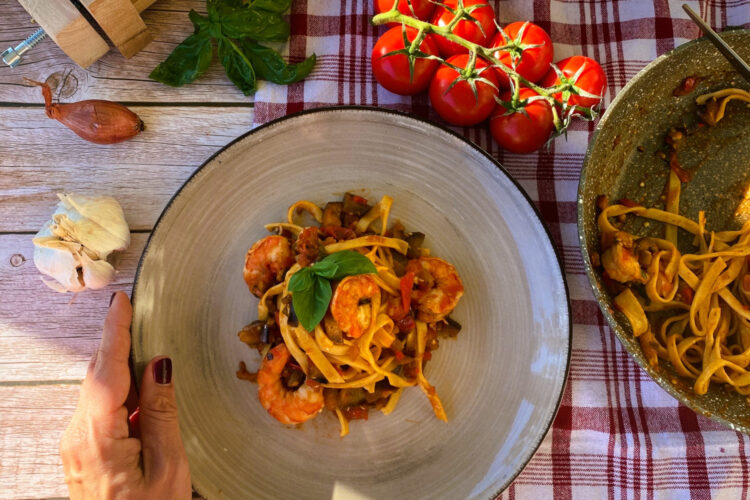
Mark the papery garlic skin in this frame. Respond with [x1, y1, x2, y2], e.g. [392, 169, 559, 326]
[52, 193, 130, 259]
[33, 194, 130, 293]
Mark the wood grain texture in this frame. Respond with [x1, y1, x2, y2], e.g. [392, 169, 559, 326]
[132, 0, 160, 12]
[0, 106, 254, 231]
[1, 5, 258, 496]
[80, 0, 153, 58]
[15, 0, 109, 68]
[0, 384, 80, 498]
[0, 0, 253, 103]
[0, 233, 147, 382]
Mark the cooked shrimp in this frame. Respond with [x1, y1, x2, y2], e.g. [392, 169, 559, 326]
[601, 232, 646, 284]
[243, 235, 294, 297]
[406, 257, 464, 322]
[257, 344, 324, 425]
[330, 274, 379, 338]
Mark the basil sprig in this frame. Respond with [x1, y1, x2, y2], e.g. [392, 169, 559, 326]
[288, 251, 377, 332]
[149, 0, 316, 96]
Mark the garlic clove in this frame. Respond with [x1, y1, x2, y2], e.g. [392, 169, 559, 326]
[41, 277, 74, 293]
[32, 235, 85, 293]
[53, 193, 130, 260]
[33, 193, 130, 293]
[79, 252, 116, 290]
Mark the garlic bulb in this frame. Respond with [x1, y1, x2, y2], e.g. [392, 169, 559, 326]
[33, 194, 130, 293]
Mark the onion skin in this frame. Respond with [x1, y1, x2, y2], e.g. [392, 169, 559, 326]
[26, 79, 144, 145]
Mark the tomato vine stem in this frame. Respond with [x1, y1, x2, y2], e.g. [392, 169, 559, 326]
[371, 5, 600, 133]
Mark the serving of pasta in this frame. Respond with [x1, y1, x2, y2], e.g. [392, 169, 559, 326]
[594, 88, 750, 397]
[236, 193, 464, 435]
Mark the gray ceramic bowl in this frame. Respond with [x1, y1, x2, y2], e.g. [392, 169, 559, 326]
[579, 31, 750, 433]
[132, 107, 571, 499]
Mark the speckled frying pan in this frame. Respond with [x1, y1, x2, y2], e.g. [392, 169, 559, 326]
[578, 30, 750, 432]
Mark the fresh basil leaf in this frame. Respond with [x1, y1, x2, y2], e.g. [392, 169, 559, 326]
[149, 31, 213, 87]
[215, 5, 290, 41]
[216, 0, 245, 7]
[249, 0, 292, 14]
[242, 41, 316, 85]
[217, 37, 257, 95]
[309, 260, 338, 279]
[292, 276, 331, 332]
[318, 251, 377, 280]
[188, 10, 211, 31]
[207, 0, 239, 20]
[288, 267, 314, 292]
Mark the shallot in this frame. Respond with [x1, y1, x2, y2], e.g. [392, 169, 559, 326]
[26, 79, 144, 145]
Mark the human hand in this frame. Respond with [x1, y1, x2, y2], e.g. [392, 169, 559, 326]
[60, 291, 191, 499]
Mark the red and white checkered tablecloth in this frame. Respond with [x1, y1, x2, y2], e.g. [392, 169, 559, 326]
[252, 1, 750, 497]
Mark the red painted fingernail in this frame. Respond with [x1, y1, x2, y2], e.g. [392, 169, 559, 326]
[128, 407, 141, 438]
[109, 292, 117, 307]
[154, 357, 172, 385]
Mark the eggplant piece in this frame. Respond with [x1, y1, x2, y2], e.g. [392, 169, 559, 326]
[323, 313, 345, 343]
[406, 232, 425, 258]
[287, 303, 299, 327]
[308, 364, 327, 383]
[365, 380, 396, 403]
[338, 388, 367, 408]
[323, 388, 338, 410]
[238, 321, 265, 348]
[322, 202, 343, 227]
[390, 220, 406, 240]
[392, 251, 408, 276]
[437, 316, 462, 338]
[343, 212, 360, 228]
[259, 323, 270, 344]
[285, 369, 304, 389]
[343, 192, 370, 216]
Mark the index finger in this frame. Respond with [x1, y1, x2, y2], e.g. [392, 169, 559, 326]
[83, 291, 134, 417]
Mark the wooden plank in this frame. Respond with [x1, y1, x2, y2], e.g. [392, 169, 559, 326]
[0, 233, 147, 382]
[0, 384, 80, 498]
[132, 0, 159, 12]
[0, 0, 252, 103]
[15, 0, 110, 68]
[79, 0, 153, 59]
[0, 106, 254, 232]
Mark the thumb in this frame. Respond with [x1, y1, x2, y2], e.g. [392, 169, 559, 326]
[139, 356, 188, 485]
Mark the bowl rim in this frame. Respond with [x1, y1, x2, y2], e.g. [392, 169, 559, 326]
[131, 105, 573, 497]
[577, 30, 750, 435]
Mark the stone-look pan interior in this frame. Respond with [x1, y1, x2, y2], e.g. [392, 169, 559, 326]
[579, 31, 750, 434]
[132, 108, 571, 499]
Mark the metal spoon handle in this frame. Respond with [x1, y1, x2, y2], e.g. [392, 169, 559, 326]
[682, 4, 750, 84]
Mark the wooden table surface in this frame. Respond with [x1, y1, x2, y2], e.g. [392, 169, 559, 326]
[0, 1, 255, 496]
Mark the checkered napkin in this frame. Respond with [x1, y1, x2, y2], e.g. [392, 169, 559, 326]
[252, 1, 750, 497]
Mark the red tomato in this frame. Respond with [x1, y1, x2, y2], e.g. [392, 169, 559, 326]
[430, 0, 497, 57]
[429, 54, 499, 126]
[371, 26, 440, 95]
[490, 88, 554, 154]
[490, 21, 553, 88]
[342, 405, 369, 420]
[400, 271, 415, 312]
[375, 0, 435, 23]
[540, 55, 607, 108]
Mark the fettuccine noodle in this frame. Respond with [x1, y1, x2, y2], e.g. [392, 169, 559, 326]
[237, 193, 464, 435]
[595, 89, 750, 395]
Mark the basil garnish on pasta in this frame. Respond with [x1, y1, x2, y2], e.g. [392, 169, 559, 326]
[288, 251, 377, 332]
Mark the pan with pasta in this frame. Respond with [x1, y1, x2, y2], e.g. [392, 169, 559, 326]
[235, 192, 464, 436]
[591, 88, 750, 398]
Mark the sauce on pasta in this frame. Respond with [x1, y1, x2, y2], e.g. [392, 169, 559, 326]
[593, 88, 750, 397]
[236, 193, 464, 435]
